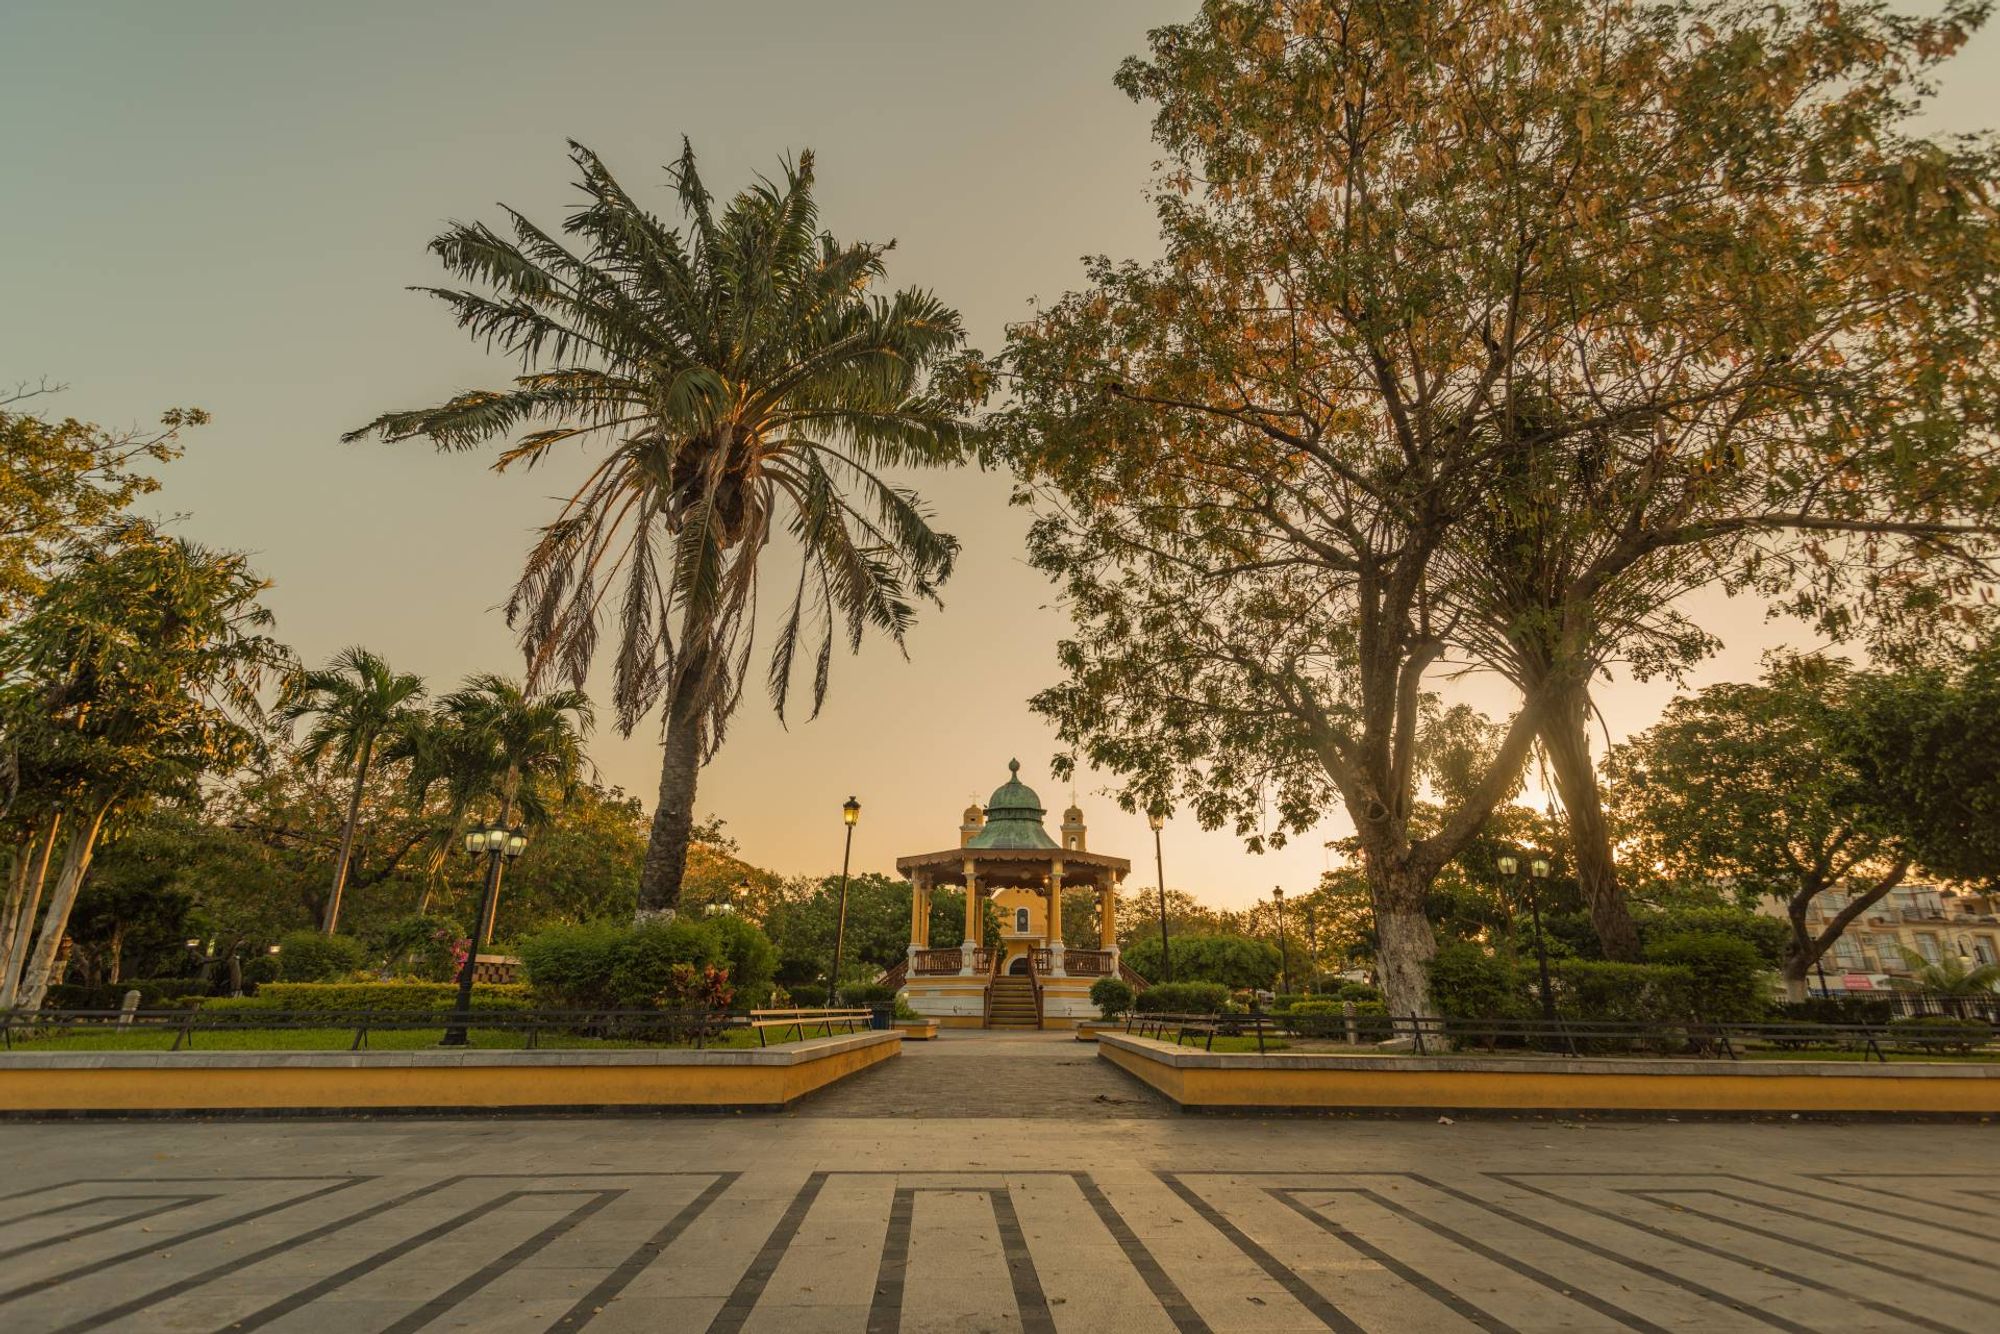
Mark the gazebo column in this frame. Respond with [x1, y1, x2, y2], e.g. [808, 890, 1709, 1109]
[907, 873, 926, 958]
[1099, 874, 1118, 949]
[1047, 862, 1066, 975]
[961, 861, 980, 974]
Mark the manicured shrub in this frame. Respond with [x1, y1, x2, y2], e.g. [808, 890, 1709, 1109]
[1132, 981, 1231, 1014]
[1643, 932, 1770, 1022]
[1334, 982, 1381, 1003]
[1427, 941, 1522, 1020]
[1553, 960, 1696, 1023]
[840, 984, 898, 1005]
[275, 931, 369, 982]
[706, 913, 778, 1008]
[1888, 1015, 1991, 1055]
[1280, 999, 1343, 1038]
[518, 917, 781, 1011]
[1090, 977, 1136, 1019]
[201, 981, 532, 1014]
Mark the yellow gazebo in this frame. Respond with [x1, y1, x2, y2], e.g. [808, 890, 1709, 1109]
[891, 760, 1131, 1028]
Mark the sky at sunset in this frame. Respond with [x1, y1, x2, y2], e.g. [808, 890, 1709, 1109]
[4, 2, 1997, 909]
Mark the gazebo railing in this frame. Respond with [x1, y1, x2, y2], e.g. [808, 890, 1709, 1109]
[911, 948, 962, 975]
[1064, 949, 1114, 977]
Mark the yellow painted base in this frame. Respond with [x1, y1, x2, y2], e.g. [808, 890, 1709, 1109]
[0, 1037, 899, 1114]
[1099, 1038, 2000, 1115]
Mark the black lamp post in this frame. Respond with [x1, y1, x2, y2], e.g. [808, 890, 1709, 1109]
[1498, 853, 1558, 1024]
[442, 820, 527, 1047]
[1149, 808, 1172, 984]
[828, 796, 860, 1006]
[1273, 886, 1289, 995]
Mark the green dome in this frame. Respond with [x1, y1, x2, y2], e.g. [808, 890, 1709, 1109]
[966, 759, 1059, 850]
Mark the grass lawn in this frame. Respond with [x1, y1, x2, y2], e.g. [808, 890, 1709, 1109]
[3, 1024, 765, 1053]
[1165, 1034, 1290, 1053]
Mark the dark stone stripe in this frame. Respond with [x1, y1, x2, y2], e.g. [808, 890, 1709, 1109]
[1490, 1174, 1969, 1334]
[0, 1174, 354, 1208]
[223, 1188, 610, 1333]
[706, 1171, 826, 1334]
[554, 1172, 739, 1331]
[866, 1186, 916, 1334]
[1279, 1187, 1664, 1333]
[0, 1194, 214, 1263]
[1413, 1175, 1815, 1334]
[1157, 1173, 1364, 1333]
[7, 1176, 371, 1313]
[1270, 1189, 1517, 1333]
[1625, 1189, 1994, 1306]
[1807, 1173, 2000, 1220]
[988, 1188, 1056, 1334]
[382, 1189, 624, 1334]
[1073, 1174, 1210, 1334]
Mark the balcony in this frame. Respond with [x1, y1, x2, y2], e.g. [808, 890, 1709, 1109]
[910, 947, 993, 976]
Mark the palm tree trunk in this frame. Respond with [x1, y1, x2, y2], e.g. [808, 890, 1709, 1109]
[1539, 678, 1642, 962]
[323, 740, 373, 935]
[637, 658, 708, 919]
[15, 797, 113, 1012]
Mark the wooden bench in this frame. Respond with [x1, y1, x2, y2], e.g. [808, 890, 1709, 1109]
[748, 1008, 872, 1046]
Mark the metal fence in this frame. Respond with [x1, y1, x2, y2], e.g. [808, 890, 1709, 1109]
[1124, 1009, 1995, 1062]
[0, 1007, 760, 1051]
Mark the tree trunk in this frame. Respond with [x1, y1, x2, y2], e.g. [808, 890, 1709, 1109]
[0, 813, 62, 1009]
[636, 662, 708, 919]
[322, 742, 373, 935]
[1364, 855, 1439, 1020]
[1540, 679, 1641, 962]
[16, 798, 112, 1012]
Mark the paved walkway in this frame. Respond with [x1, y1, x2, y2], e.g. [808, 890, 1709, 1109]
[2, 1034, 1995, 1331]
[796, 1029, 1174, 1118]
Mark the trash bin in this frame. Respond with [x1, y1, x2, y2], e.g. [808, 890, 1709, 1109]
[870, 1002, 894, 1031]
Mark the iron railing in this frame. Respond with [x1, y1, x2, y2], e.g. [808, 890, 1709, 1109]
[1121, 1010, 1997, 1061]
[0, 1006, 837, 1052]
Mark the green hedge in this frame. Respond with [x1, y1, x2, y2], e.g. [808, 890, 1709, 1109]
[201, 982, 532, 1015]
[1429, 942, 1523, 1021]
[1132, 981, 1231, 1014]
[1643, 932, 1769, 1022]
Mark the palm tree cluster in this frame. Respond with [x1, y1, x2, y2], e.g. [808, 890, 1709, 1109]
[347, 141, 984, 916]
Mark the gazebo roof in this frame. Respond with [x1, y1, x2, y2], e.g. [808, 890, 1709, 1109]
[965, 759, 1059, 851]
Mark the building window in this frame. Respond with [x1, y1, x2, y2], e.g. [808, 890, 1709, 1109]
[1833, 937, 1863, 968]
[1915, 933, 1941, 964]
[1015, 907, 1030, 935]
[1975, 938, 1996, 966]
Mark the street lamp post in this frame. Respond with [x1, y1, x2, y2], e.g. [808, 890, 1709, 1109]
[1498, 853, 1558, 1024]
[1273, 886, 1289, 996]
[442, 820, 527, 1047]
[828, 796, 860, 1006]
[1149, 809, 1171, 984]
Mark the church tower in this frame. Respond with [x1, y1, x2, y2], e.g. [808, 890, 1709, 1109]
[1060, 803, 1088, 853]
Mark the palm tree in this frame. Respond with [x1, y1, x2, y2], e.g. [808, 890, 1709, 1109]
[345, 141, 980, 916]
[1892, 945, 2000, 1017]
[276, 647, 426, 934]
[413, 675, 593, 943]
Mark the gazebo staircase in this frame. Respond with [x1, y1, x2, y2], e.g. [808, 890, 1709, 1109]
[986, 974, 1041, 1028]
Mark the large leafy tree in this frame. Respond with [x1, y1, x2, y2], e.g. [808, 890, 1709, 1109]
[1604, 658, 1911, 999]
[996, 0, 2000, 1016]
[275, 647, 426, 935]
[0, 526, 286, 1009]
[347, 142, 985, 917]
[0, 394, 200, 622]
[1839, 641, 2000, 888]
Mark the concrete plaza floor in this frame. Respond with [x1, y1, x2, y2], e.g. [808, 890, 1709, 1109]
[1, 1030, 1994, 1332]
